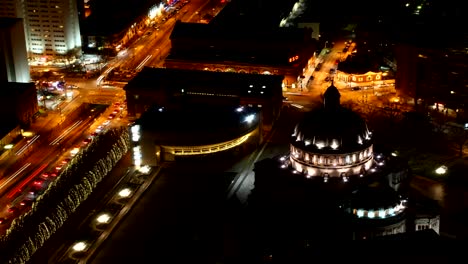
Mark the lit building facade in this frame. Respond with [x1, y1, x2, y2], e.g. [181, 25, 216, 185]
[0, 0, 82, 63]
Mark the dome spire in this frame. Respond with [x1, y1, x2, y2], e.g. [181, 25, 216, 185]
[323, 82, 341, 110]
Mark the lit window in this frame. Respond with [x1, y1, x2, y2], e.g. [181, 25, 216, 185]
[357, 210, 364, 217]
[379, 209, 386, 218]
[330, 140, 339, 149]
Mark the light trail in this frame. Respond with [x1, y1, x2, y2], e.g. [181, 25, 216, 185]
[135, 55, 152, 71]
[0, 163, 31, 194]
[49, 120, 83, 146]
[15, 134, 40, 156]
[17, 163, 48, 191]
[96, 66, 115, 86]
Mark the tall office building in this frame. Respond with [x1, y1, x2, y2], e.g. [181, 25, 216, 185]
[0, 17, 30, 83]
[0, 0, 82, 63]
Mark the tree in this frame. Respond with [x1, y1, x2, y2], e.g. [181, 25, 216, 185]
[447, 125, 468, 158]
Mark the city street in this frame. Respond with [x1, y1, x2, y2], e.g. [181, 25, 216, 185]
[12, 1, 468, 262]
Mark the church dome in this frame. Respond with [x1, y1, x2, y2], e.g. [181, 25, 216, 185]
[288, 84, 374, 179]
[291, 84, 372, 153]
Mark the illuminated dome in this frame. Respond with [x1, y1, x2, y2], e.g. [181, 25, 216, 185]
[288, 84, 374, 178]
[292, 84, 372, 153]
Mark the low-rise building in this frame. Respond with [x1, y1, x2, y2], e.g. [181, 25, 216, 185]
[165, 21, 316, 91]
[124, 67, 284, 132]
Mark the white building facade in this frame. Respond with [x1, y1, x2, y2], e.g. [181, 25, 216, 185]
[0, 0, 82, 63]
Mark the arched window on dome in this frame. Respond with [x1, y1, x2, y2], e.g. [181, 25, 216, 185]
[345, 155, 351, 164]
[239, 69, 247, 74]
[318, 156, 323, 164]
[304, 153, 310, 162]
[340, 172, 346, 177]
[367, 75, 372, 81]
[262, 71, 272, 75]
[313, 155, 317, 164]
[225, 68, 236, 72]
[352, 76, 356, 81]
[352, 154, 357, 163]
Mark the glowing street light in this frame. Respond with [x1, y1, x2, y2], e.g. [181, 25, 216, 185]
[72, 241, 87, 252]
[435, 165, 448, 175]
[118, 188, 132, 198]
[3, 144, 13, 150]
[244, 114, 255, 123]
[96, 213, 111, 224]
[138, 165, 151, 174]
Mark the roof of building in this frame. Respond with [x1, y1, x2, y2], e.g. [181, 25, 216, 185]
[0, 18, 22, 29]
[81, 0, 150, 36]
[167, 21, 314, 66]
[0, 82, 35, 96]
[170, 21, 306, 42]
[349, 182, 401, 210]
[138, 104, 260, 146]
[291, 85, 371, 153]
[338, 53, 381, 75]
[209, 0, 298, 30]
[125, 67, 283, 94]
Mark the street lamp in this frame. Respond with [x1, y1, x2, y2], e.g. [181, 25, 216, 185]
[435, 165, 447, 175]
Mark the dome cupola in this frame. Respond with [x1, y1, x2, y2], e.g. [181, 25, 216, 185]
[288, 84, 374, 178]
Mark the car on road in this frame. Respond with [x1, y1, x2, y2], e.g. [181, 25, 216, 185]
[7, 207, 19, 214]
[315, 63, 323, 71]
[19, 199, 34, 207]
[351, 87, 361, 91]
[82, 137, 92, 145]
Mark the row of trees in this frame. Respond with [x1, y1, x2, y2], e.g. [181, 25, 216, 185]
[0, 127, 130, 263]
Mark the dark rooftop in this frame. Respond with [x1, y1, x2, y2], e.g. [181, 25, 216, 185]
[0, 17, 22, 29]
[209, 0, 298, 30]
[138, 104, 260, 145]
[81, 0, 154, 36]
[168, 21, 314, 66]
[338, 53, 381, 74]
[170, 21, 307, 43]
[125, 67, 283, 92]
[0, 82, 35, 96]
